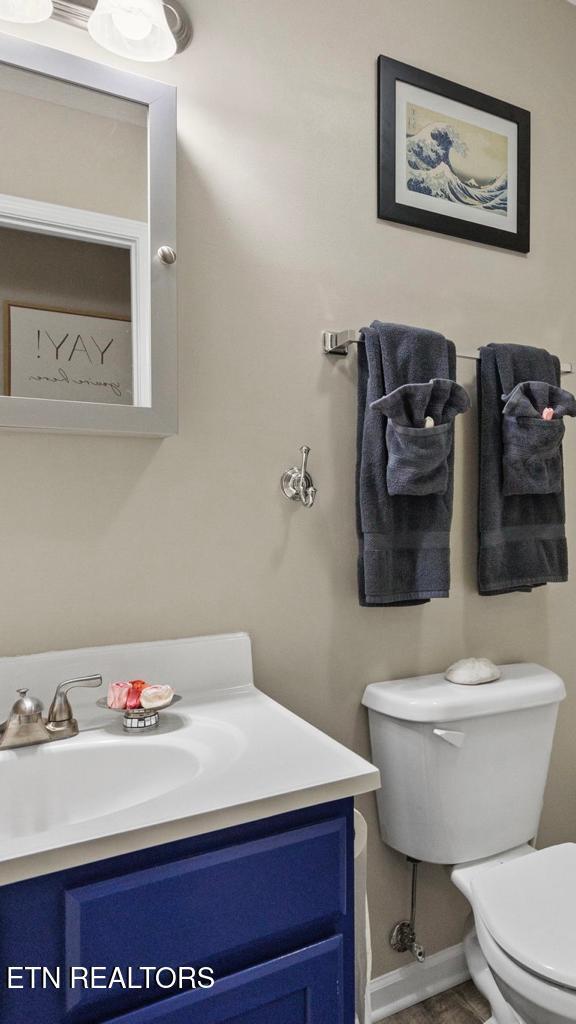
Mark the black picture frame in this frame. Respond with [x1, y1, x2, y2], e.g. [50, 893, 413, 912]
[377, 56, 531, 253]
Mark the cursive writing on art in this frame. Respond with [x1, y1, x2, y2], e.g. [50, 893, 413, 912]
[29, 367, 123, 398]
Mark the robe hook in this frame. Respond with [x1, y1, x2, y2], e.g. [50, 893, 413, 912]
[281, 445, 317, 508]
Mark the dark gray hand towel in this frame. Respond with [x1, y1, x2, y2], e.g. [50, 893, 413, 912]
[357, 322, 467, 606]
[478, 343, 570, 594]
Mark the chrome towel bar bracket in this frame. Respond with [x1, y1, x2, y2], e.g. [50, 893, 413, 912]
[322, 330, 574, 374]
[323, 330, 362, 356]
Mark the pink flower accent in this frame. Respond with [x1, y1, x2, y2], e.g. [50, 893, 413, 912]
[542, 407, 554, 421]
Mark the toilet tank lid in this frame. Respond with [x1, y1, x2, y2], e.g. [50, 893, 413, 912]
[362, 663, 565, 722]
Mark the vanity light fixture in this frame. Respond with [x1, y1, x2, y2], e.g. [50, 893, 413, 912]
[88, 0, 176, 62]
[0, 0, 52, 22]
[0, 0, 191, 61]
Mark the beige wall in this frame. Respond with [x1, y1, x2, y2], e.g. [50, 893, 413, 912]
[1, 0, 576, 978]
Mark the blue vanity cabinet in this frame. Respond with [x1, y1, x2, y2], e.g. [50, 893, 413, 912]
[105, 938, 343, 1023]
[0, 799, 354, 1024]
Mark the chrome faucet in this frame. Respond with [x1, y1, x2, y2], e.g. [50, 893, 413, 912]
[0, 675, 102, 750]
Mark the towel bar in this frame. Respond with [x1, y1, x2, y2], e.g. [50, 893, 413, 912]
[322, 330, 574, 374]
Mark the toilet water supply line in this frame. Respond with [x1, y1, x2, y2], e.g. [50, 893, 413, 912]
[389, 858, 425, 962]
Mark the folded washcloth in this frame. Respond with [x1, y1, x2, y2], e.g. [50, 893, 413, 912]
[372, 379, 470, 495]
[357, 321, 469, 605]
[499, 381, 576, 496]
[478, 343, 570, 594]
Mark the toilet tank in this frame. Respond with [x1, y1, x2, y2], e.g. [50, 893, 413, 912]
[362, 664, 565, 865]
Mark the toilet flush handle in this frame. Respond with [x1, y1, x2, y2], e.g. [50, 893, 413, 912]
[433, 728, 466, 748]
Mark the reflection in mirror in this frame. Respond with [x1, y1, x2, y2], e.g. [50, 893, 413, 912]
[0, 62, 148, 407]
[1, 229, 133, 405]
[0, 64, 148, 218]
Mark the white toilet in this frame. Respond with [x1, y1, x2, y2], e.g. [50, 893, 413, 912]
[362, 663, 576, 1024]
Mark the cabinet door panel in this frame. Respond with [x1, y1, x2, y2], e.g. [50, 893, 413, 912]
[64, 818, 346, 1015]
[0, 801, 354, 1024]
[105, 937, 343, 1024]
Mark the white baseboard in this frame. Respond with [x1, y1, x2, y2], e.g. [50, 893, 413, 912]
[369, 942, 470, 1021]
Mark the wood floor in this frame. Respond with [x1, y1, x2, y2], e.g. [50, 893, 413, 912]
[386, 981, 491, 1024]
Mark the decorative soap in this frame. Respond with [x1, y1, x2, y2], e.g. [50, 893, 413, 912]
[126, 680, 148, 709]
[107, 679, 174, 711]
[444, 657, 501, 686]
[107, 681, 131, 709]
[140, 685, 174, 709]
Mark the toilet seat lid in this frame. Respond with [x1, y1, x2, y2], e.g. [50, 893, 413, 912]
[472, 844, 576, 990]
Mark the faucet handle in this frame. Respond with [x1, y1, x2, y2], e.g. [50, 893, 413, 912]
[46, 674, 102, 736]
[53, 674, 103, 698]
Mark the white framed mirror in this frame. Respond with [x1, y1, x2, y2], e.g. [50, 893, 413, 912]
[0, 34, 176, 436]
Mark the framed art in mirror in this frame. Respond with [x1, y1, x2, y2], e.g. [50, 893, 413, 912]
[5, 303, 133, 404]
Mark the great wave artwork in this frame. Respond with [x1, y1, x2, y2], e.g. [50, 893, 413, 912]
[405, 102, 508, 216]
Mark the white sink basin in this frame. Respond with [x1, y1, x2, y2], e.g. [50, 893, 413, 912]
[3, 739, 199, 838]
[0, 714, 246, 848]
[0, 634, 379, 882]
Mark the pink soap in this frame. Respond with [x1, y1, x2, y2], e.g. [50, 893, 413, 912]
[542, 407, 554, 420]
[107, 681, 130, 709]
[126, 684, 144, 709]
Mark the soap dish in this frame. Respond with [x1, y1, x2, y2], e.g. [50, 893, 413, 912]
[96, 694, 182, 732]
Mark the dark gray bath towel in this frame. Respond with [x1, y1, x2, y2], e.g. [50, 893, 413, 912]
[478, 343, 570, 595]
[357, 322, 469, 606]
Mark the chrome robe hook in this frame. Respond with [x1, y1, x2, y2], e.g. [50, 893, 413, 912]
[281, 445, 317, 508]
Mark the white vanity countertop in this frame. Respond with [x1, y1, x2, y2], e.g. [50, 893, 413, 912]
[0, 634, 379, 884]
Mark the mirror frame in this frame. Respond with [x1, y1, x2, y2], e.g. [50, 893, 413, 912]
[0, 34, 177, 437]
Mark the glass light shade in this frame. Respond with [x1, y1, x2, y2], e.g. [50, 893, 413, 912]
[0, 0, 52, 22]
[88, 0, 176, 61]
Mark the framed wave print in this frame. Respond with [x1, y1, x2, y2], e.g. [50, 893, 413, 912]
[377, 56, 530, 252]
